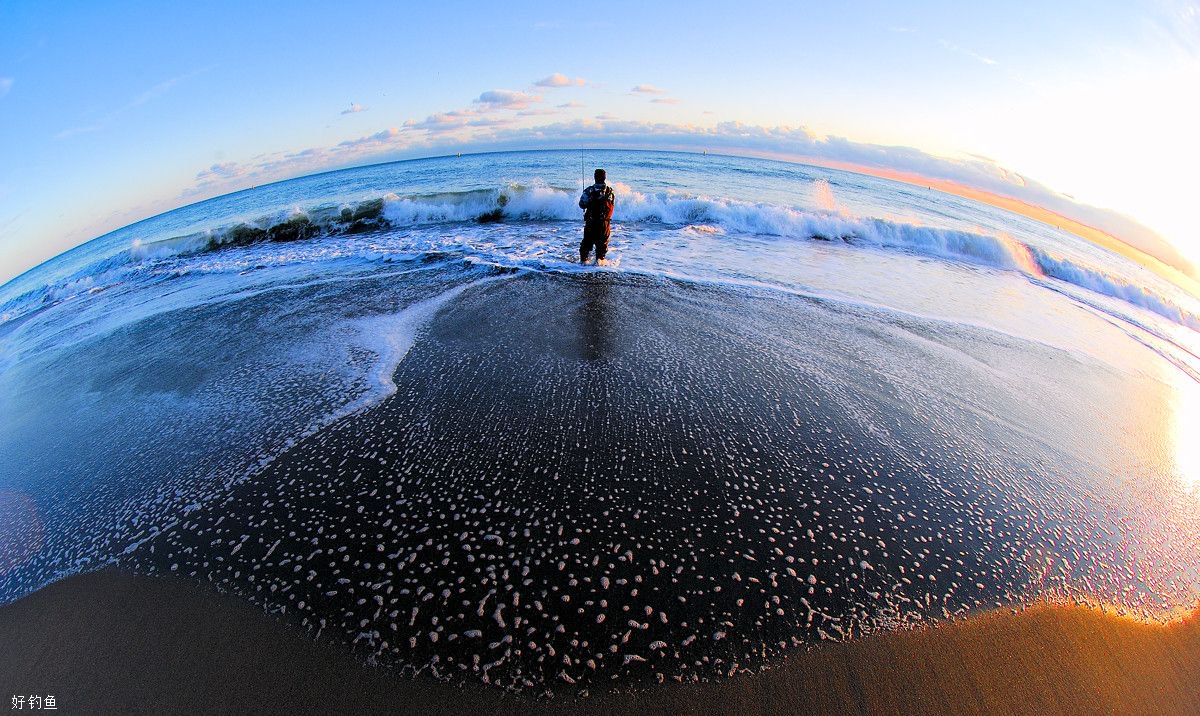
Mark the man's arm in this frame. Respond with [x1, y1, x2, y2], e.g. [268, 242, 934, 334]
[578, 186, 590, 210]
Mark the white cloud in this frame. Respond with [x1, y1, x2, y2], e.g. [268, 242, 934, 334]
[0, 77, 12, 99]
[939, 39, 998, 66]
[195, 161, 247, 180]
[54, 125, 102, 140]
[535, 73, 587, 88]
[630, 84, 667, 94]
[1150, 0, 1200, 57]
[465, 118, 1184, 271]
[175, 85, 1187, 276]
[341, 102, 367, 115]
[370, 127, 402, 141]
[339, 126, 406, 145]
[402, 110, 514, 133]
[53, 67, 211, 140]
[557, 101, 584, 109]
[129, 74, 187, 108]
[651, 97, 680, 105]
[474, 89, 542, 110]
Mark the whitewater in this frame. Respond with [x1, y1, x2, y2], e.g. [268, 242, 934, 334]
[1, 151, 1198, 690]
[3, 151, 1199, 351]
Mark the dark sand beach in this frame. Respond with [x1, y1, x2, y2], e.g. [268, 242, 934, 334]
[4, 273, 1198, 713]
[1, 569, 1197, 715]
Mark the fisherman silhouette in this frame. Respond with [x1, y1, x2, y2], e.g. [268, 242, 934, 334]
[578, 169, 615, 264]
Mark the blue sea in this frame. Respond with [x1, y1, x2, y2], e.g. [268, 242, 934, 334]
[0, 150, 1197, 688]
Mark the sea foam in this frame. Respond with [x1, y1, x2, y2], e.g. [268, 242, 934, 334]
[3, 182, 1197, 335]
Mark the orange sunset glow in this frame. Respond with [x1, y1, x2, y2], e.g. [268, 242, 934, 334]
[792, 157, 1200, 299]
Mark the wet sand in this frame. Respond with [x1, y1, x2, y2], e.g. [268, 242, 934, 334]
[1, 569, 1196, 715]
[100, 273, 1198, 691]
[4, 274, 1198, 712]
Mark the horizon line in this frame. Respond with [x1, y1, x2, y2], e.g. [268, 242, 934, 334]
[3, 146, 1197, 301]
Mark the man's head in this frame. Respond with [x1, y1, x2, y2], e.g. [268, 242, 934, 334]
[594, 168, 606, 183]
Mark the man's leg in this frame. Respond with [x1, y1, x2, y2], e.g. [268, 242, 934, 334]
[580, 225, 594, 263]
[595, 227, 610, 262]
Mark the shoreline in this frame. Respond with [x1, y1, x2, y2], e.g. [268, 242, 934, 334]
[2, 568, 1197, 715]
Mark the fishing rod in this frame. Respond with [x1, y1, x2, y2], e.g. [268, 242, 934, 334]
[581, 148, 585, 192]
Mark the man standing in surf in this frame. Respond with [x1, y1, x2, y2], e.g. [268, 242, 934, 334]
[578, 168, 615, 264]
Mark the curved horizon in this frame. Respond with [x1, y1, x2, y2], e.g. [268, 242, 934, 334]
[3, 143, 1196, 301]
[2, 2, 1197, 291]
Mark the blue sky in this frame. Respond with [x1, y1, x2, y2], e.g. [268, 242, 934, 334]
[1, 0, 1198, 283]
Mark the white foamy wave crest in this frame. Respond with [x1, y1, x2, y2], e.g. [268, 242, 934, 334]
[612, 185, 1038, 271]
[111, 182, 1026, 273]
[383, 183, 578, 224]
[130, 232, 214, 262]
[382, 191, 497, 224]
[5, 181, 1198, 334]
[860, 220, 1038, 271]
[603, 187, 1199, 331]
[1030, 249, 1200, 331]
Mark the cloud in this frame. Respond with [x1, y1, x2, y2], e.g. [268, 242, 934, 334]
[557, 101, 585, 109]
[0, 77, 12, 99]
[54, 125, 102, 140]
[939, 39, 998, 66]
[128, 73, 189, 108]
[54, 67, 211, 140]
[634, 85, 681, 104]
[174, 85, 1188, 278]
[474, 89, 542, 110]
[460, 118, 1187, 273]
[402, 110, 515, 133]
[369, 127, 402, 141]
[176, 115, 1096, 239]
[1148, 0, 1200, 57]
[405, 109, 479, 125]
[339, 126, 407, 145]
[341, 102, 367, 115]
[195, 161, 248, 181]
[535, 73, 587, 88]
[464, 117, 513, 128]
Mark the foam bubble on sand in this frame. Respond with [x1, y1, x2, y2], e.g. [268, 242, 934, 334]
[351, 278, 497, 410]
[204, 275, 505, 499]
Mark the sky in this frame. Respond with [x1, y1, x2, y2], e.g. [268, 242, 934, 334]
[1, 0, 1198, 286]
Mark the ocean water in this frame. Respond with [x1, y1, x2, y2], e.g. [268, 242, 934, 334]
[0, 149, 1197, 689]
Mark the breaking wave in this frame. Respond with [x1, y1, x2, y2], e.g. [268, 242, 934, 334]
[1028, 248, 1200, 330]
[2, 182, 1198, 333]
[127, 183, 1032, 267]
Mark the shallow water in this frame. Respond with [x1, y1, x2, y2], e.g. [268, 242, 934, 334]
[0, 150, 1197, 690]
